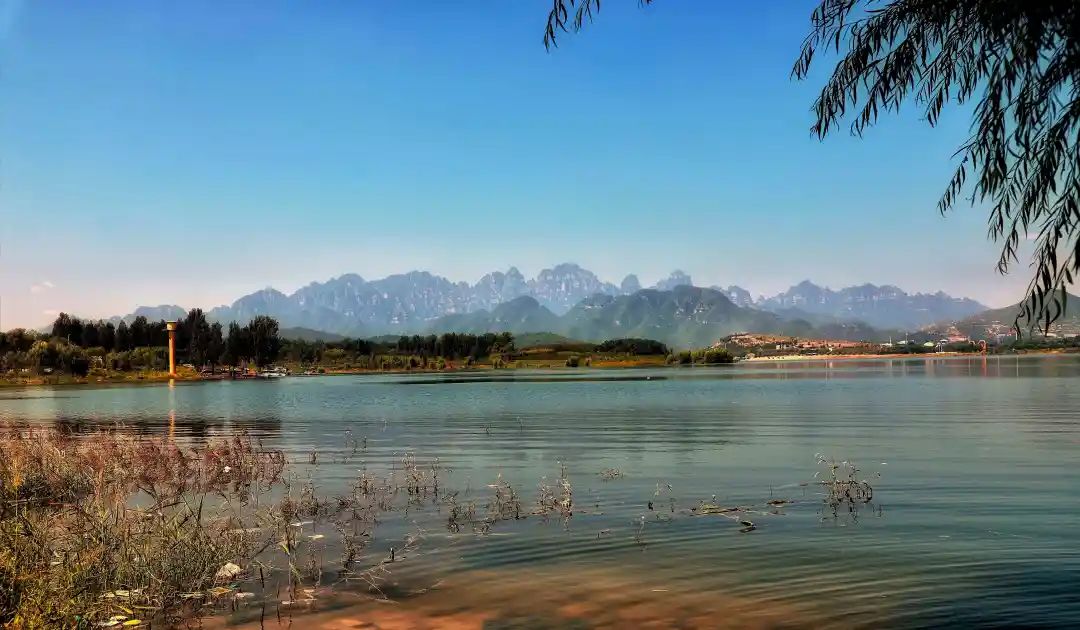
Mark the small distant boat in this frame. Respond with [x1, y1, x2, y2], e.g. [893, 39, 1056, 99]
[257, 366, 289, 379]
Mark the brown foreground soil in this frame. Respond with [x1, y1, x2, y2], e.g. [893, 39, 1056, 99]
[212, 565, 825, 630]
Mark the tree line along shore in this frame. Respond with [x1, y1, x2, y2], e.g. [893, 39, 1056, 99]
[4, 309, 1076, 386]
[0, 310, 737, 385]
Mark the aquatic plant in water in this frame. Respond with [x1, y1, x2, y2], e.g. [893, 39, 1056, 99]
[814, 454, 878, 521]
[0, 423, 882, 627]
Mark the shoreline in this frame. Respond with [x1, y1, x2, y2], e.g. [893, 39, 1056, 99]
[3, 350, 1075, 388]
[742, 349, 1076, 362]
[0, 370, 202, 388]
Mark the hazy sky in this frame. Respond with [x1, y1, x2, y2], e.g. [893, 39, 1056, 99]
[1, 1, 1040, 329]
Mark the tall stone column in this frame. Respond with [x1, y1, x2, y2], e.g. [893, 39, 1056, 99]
[166, 321, 177, 377]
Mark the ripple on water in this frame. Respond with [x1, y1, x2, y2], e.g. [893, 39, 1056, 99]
[3, 356, 1079, 628]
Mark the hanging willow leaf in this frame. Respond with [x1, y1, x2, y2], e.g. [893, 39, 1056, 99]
[543, 0, 1080, 334]
[791, 0, 1080, 335]
[544, 1, 655, 50]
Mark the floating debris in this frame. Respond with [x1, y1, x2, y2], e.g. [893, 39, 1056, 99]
[214, 562, 242, 582]
[599, 468, 623, 481]
[692, 502, 742, 515]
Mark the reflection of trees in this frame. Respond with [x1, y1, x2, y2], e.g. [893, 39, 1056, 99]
[49, 413, 283, 442]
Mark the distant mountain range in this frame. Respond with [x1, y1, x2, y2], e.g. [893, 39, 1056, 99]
[409, 287, 889, 348]
[103, 263, 993, 345]
[413, 289, 779, 347]
[756, 280, 988, 330]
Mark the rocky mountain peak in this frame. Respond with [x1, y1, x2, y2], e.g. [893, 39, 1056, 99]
[653, 270, 693, 291]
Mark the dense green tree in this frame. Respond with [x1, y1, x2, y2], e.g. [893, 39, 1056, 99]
[393, 332, 513, 359]
[207, 322, 224, 371]
[50, 313, 71, 340]
[350, 338, 375, 355]
[541, 0, 1080, 330]
[224, 322, 248, 367]
[594, 338, 668, 355]
[0, 329, 37, 354]
[150, 320, 169, 347]
[26, 338, 90, 375]
[282, 338, 325, 364]
[28, 340, 58, 372]
[80, 322, 99, 349]
[248, 316, 281, 367]
[100, 322, 116, 352]
[129, 316, 150, 348]
[50, 313, 84, 343]
[115, 321, 132, 351]
[183, 308, 213, 367]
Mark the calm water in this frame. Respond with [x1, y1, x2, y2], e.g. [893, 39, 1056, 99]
[2, 355, 1079, 628]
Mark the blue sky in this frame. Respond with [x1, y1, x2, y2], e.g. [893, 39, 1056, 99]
[1, 1, 1034, 328]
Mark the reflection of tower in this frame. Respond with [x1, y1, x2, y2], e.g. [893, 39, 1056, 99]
[166, 321, 178, 377]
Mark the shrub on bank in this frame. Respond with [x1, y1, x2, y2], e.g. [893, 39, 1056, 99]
[700, 349, 734, 364]
[671, 349, 734, 365]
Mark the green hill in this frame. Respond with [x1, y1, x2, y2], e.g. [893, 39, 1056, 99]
[955, 292, 1080, 337]
[423, 286, 888, 347]
[559, 286, 789, 348]
[427, 296, 561, 335]
[514, 332, 587, 349]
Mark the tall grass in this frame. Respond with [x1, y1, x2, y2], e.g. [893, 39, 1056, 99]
[0, 428, 285, 628]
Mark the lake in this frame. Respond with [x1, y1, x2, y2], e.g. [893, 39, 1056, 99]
[2, 355, 1078, 628]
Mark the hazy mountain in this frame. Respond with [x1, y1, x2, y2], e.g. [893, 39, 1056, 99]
[653, 270, 693, 291]
[420, 286, 789, 347]
[107, 305, 187, 325]
[101, 281, 906, 347]
[620, 274, 642, 294]
[527, 263, 621, 314]
[757, 281, 987, 329]
[472, 267, 530, 309]
[208, 264, 627, 333]
[105, 265, 986, 343]
[211, 288, 296, 323]
[711, 285, 754, 308]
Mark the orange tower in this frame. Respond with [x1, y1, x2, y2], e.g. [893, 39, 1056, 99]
[166, 321, 178, 376]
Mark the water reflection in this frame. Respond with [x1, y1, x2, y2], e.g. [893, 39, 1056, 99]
[1, 355, 1078, 628]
